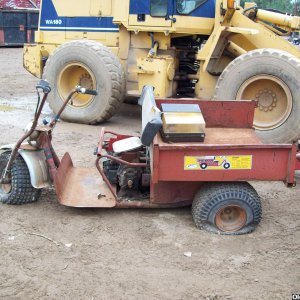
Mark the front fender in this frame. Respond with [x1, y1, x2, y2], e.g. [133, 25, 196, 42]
[0, 145, 51, 189]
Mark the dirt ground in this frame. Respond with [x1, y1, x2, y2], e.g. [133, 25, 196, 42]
[0, 48, 299, 300]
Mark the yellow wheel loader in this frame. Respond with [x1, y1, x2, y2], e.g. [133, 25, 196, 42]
[23, 0, 300, 143]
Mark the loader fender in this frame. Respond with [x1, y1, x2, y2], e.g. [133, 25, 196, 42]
[0, 145, 51, 189]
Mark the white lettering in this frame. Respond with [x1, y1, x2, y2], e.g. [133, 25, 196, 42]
[45, 19, 62, 25]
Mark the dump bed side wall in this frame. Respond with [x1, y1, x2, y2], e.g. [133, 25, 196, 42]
[150, 99, 296, 204]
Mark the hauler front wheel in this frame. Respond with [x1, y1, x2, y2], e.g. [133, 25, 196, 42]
[0, 152, 41, 205]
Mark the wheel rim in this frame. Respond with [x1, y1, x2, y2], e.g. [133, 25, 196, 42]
[0, 163, 11, 194]
[57, 63, 97, 108]
[215, 205, 247, 232]
[1, 181, 12, 194]
[236, 75, 293, 131]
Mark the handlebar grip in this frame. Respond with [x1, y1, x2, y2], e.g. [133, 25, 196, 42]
[84, 89, 98, 96]
[36, 79, 51, 94]
[75, 86, 98, 95]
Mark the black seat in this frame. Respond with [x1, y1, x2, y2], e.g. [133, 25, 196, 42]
[138, 86, 162, 146]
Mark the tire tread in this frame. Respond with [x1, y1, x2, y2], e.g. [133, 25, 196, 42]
[192, 182, 262, 235]
[44, 40, 125, 124]
[0, 153, 41, 205]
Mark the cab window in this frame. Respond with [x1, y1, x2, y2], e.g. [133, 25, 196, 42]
[177, 0, 207, 14]
[150, 0, 169, 17]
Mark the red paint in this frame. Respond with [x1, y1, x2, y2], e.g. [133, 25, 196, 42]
[0, 0, 40, 9]
[27, 29, 31, 43]
[151, 181, 201, 204]
[0, 30, 4, 45]
[97, 129, 133, 153]
[156, 99, 256, 128]
[155, 146, 295, 183]
[296, 153, 300, 170]
[150, 99, 296, 195]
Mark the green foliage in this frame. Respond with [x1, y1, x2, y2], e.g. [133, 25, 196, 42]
[240, 0, 297, 14]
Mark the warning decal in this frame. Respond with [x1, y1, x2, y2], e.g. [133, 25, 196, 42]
[184, 155, 252, 171]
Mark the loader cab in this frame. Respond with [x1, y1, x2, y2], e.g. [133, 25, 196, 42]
[128, 0, 215, 34]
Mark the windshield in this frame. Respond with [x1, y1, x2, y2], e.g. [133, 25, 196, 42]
[177, 0, 208, 14]
[150, 0, 169, 17]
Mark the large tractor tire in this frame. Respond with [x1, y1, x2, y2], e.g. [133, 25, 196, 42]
[192, 182, 262, 235]
[214, 49, 300, 143]
[43, 40, 125, 124]
[0, 152, 41, 205]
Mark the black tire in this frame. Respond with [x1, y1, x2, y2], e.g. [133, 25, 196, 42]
[0, 152, 41, 205]
[192, 182, 262, 235]
[43, 40, 125, 124]
[223, 162, 230, 169]
[214, 48, 300, 143]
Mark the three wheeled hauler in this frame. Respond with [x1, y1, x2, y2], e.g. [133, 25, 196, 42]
[1, 82, 299, 235]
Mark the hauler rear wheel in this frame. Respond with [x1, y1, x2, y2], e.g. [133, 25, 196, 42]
[192, 182, 262, 235]
[214, 48, 300, 143]
[43, 40, 125, 124]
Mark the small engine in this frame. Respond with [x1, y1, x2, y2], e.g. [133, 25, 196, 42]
[117, 165, 143, 198]
[103, 149, 150, 200]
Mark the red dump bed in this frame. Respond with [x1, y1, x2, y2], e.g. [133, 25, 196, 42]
[154, 99, 297, 184]
[149, 100, 297, 204]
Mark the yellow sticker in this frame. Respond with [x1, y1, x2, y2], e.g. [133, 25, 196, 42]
[184, 155, 252, 171]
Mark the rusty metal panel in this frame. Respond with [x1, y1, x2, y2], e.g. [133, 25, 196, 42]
[156, 99, 256, 128]
[150, 181, 202, 204]
[54, 153, 116, 208]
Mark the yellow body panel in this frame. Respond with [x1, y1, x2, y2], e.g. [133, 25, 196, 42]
[256, 9, 300, 30]
[35, 30, 119, 47]
[137, 56, 175, 97]
[51, 0, 112, 17]
[229, 12, 300, 58]
[24, 43, 57, 78]
[195, 62, 218, 99]
[173, 16, 214, 35]
[128, 15, 172, 28]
